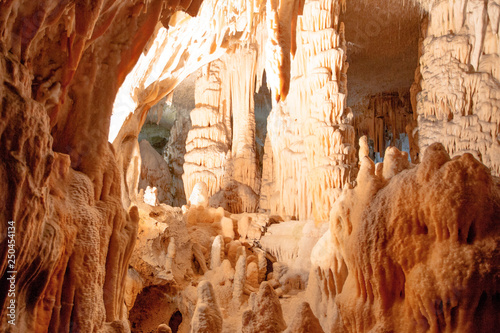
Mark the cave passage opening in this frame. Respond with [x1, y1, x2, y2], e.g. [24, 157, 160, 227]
[342, 0, 422, 162]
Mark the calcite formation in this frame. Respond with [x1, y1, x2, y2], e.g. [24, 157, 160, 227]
[354, 92, 415, 161]
[241, 282, 287, 333]
[191, 281, 223, 333]
[183, 61, 231, 202]
[307, 143, 500, 332]
[263, 0, 357, 221]
[414, 0, 500, 176]
[283, 302, 324, 333]
[1, 0, 499, 333]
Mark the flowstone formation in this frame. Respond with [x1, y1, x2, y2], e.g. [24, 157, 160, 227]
[0, 0, 177, 331]
[307, 143, 500, 332]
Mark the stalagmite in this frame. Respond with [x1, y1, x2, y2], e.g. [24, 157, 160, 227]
[283, 302, 324, 333]
[157, 324, 173, 333]
[232, 251, 247, 306]
[144, 186, 160, 206]
[241, 282, 287, 333]
[191, 281, 223, 333]
[189, 182, 210, 207]
[210, 235, 225, 269]
[358, 135, 370, 162]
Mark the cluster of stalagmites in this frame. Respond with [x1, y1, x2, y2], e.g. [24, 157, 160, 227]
[126, 177, 329, 332]
[127, 141, 499, 333]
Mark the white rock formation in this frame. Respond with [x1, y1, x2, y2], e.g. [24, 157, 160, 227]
[144, 186, 159, 206]
[414, 0, 500, 176]
[139, 139, 173, 205]
[210, 235, 225, 269]
[263, 0, 357, 222]
[189, 182, 210, 207]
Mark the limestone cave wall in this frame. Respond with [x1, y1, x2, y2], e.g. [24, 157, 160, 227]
[414, 0, 500, 175]
[0, 0, 198, 331]
[1, 0, 499, 332]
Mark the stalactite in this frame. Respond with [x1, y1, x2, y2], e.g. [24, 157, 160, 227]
[415, 0, 500, 176]
[265, 0, 356, 222]
[355, 92, 415, 159]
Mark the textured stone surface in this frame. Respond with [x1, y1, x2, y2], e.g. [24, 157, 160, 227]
[1, 1, 499, 332]
[414, 0, 500, 176]
[307, 143, 500, 332]
[0, 0, 162, 330]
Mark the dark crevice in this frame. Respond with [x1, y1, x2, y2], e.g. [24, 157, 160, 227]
[168, 310, 183, 333]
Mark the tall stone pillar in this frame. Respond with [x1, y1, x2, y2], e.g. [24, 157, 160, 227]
[264, 0, 356, 221]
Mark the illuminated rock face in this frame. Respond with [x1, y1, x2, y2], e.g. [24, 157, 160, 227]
[307, 143, 500, 332]
[1, 0, 500, 332]
[414, 0, 500, 176]
[183, 60, 231, 202]
[263, 0, 357, 221]
[0, 0, 174, 331]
